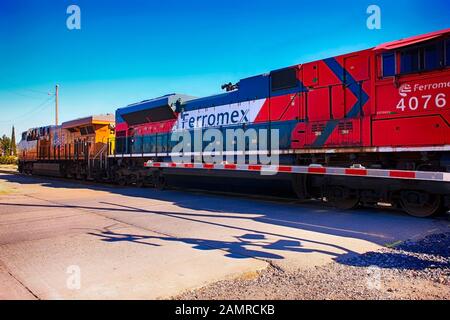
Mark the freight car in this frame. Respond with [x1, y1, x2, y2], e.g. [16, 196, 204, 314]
[18, 28, 450, 217]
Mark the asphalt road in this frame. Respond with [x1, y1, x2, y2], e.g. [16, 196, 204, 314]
[0, 172, 449, 299]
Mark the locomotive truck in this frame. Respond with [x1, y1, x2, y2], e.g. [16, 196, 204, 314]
[18, 28, 450, 217]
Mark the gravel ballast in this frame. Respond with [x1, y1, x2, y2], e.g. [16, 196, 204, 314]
[175, 232, 450, 300]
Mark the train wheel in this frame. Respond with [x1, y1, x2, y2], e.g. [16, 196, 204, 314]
[154, 175, 167, 190]
[136, 178, 144, 188]
[399, 191, 441, 218]
[326, 186, 360, 210]
[292, 174, 308, 200]
[143, 176, 153, 187]
[116, 175, 126, 186]
[435, 204, 450, 216]
[129, 174, 138, 186]
[94, 172, 103, 182]
[329, 197, 360, 210]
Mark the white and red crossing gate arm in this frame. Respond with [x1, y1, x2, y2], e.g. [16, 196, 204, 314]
[144, 161, 450, 183]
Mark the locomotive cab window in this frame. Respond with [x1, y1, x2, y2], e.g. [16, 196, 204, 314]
[271, 68, 298, 91]
[80, 127, 88, 135]
[399, 41, 445, 75]
[382, 52, 396, 77]
[446, 39, 450, 66]
[86, 126, 95, 135]
[400, 48, 420, 74]
[423, 43, 441, 70]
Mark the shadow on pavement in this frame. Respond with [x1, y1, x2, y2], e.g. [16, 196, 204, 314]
[1, 173, 449, 267]
[87, 229, 342, 260]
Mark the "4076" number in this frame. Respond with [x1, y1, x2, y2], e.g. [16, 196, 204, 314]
[396, 93, 447, 112]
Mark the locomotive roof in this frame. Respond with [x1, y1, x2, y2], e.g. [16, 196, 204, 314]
[62, 114, 115, 129]
[181, 74, 271, 112]
[116, 93, 198, 125]
[375, 27, 450, 51]
[117, 94, 197, 114]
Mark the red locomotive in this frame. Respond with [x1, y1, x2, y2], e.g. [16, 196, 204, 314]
[19, 28, 450, 217]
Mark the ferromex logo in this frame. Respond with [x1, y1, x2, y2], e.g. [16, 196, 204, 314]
[399, 83, 412, 97]
[172, 99, 265, 131]
[399, 81, 450, 97]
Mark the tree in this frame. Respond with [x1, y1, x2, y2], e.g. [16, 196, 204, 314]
[10, 126, 17, 156]
[0, 135, 11, 156]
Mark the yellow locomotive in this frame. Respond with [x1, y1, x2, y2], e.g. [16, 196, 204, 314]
[18, 114, 115, 179]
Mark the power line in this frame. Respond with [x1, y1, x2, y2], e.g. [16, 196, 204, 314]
[0, 81, 51, 95]
[0, 95, 55, 124]
[22, 96, 56, 119]
[0, 83, 51, 99]
[1, 90, 49, 100]
[21, 88, 50, 95]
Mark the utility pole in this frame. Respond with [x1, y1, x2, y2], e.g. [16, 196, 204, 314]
[55, 84, 59, 126]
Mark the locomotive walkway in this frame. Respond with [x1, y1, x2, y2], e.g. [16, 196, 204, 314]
[0, 172, 449, 299]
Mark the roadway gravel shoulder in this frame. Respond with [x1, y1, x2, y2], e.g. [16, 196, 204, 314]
[174, 232, 450, 300]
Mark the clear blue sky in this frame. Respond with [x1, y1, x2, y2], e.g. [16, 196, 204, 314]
[0, 0, 449, 137]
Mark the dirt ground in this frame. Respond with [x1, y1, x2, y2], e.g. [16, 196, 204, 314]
[175, 232, 450, 300]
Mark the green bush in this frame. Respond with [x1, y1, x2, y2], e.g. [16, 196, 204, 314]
[0, 156, 18, 165]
